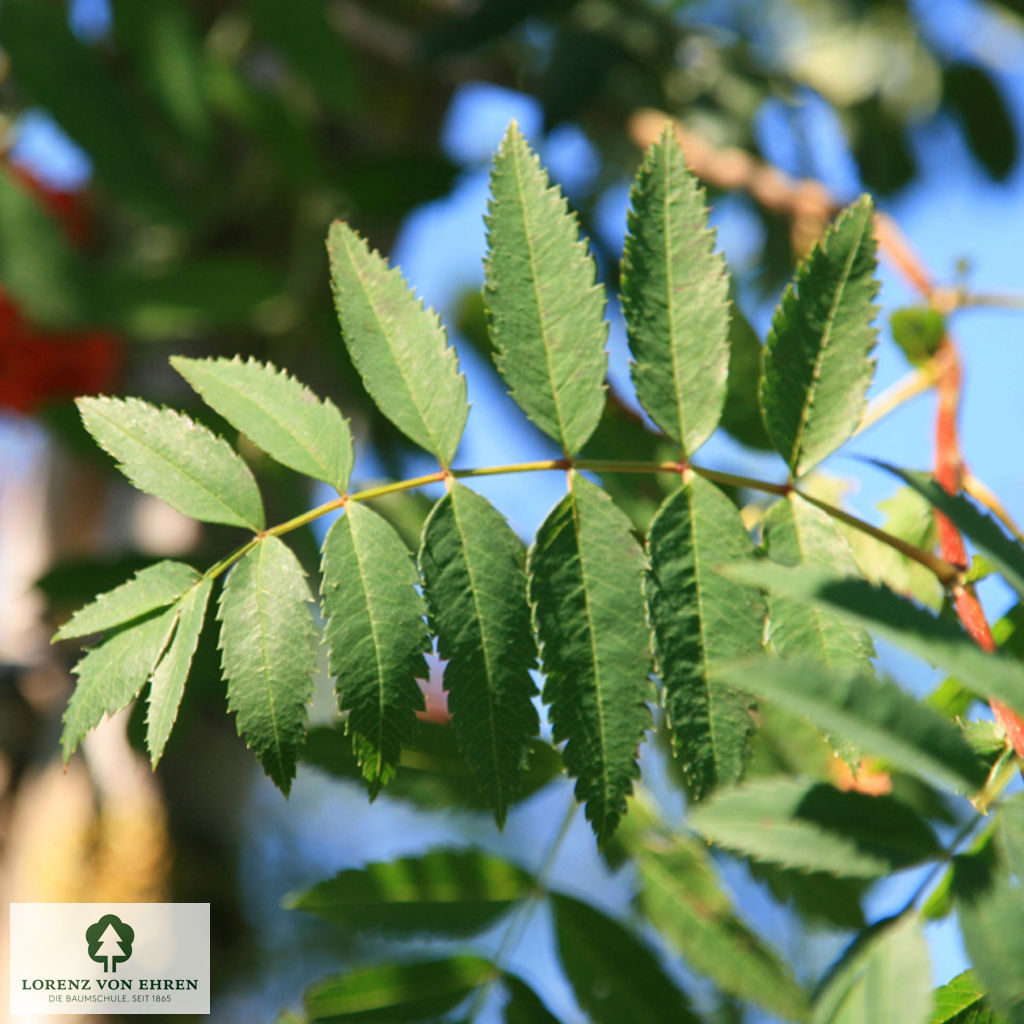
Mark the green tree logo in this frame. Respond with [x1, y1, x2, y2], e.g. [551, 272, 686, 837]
[85, 914, 134, 973]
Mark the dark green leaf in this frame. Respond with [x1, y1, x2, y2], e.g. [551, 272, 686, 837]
[720, 305, 773, 450]
[146, 576, 212, 765]
[54, 560, 199, 641]
[622, 124, 729, 455]
[954, 854, 1024, 1023]
[0, 0, 176, 217]
[78, 397, 265, 530]
[321, 503, 429, 796]
[945, 63, 1017, 181]
[303, 957, 492, 1023]
[290, 848, 530, 937]
[484, 122, 607, 455]
[690, 777, 940, 877]
[503, 974, 561, 1024]
[218, 536, 316, 793]
[813, 916, 932, 1024]
[327, 222, 468, 466]
[645, 477, 763, 799]
[419, 484, 539, 826]
[62, 606, 179, 760]
[634, 835, 809, 1019]
[172, 356, 353, 493]
[528, 475, 651, 844]
[551, 893, 698, 1024]
[717, 658, 986, 794]
[761, 197, 879, 477]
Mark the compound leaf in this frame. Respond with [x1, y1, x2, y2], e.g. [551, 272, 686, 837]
[717, 658, 986, 794]
[54, 560, 199, 641]
[321, 502, 429, 796]
[690, 777, 940, 877]
[622, 124, 729, 455]
[528, 474, 651, 845]
[172, 356, 353, 492]
[62, 605, 179, 761]
[303, 957, 492, 1023]
[327, 221, 467, 466]
[290, 848, 530, 937]
[78, 397, 264, 530]
[761, 197, 879, 477]
[419, 483, 538, 826]
[218, 536, 316, 794]
[485, 122, 607, 454]
[146, 575, 213, 765]
[645, 476, 763, 800]
[635, 835, 809, 1020]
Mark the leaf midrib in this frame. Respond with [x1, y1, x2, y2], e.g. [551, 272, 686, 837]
[252, 541, 288, 785]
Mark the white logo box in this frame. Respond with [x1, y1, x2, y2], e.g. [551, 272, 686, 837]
[9, 903, 209, 1016]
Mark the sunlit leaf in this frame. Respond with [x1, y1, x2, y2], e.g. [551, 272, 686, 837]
[930, 971, 1006, 1024]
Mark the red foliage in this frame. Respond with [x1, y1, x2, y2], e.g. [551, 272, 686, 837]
[0, 165, 121, 414]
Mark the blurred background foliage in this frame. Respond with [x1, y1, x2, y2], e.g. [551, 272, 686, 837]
[1, 0, 1023, 1020]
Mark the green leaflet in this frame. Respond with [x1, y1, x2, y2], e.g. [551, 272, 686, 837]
[763, 495, 875, 669]
[716, 659, 986, 794]
[878, 463, 1024, 603]
[321, 502, 429, 796]
[721, 304, 773, 450]
[218, 536, 317, 794]
[419, 483, 539, 826]
[172, 356, 353, 492]
[622, 124, 730, 455]
[954, 855, 1024, 1024]
[528, 474, 651, 844]
[930, 972, 1004, 1024]
[635, 835, 809, 1020]
[731, 564, 1024, 717]
[302, 957, 492, 1022]
[503, 974, 561, 1024]
[62, 605, 179, 761]
[78, 397, 265, 531]
[645, 476, 764, 800]
[689, 777, 940, 878]
[761, 197, 879, 477]
[813, 916, 932, 1024]
[289, 848, 530, 937]
[146, 576, 212, 765]
[54, 560, 199, 641]
[327, 221, 467, 466]
[551, 894, 699, 1024]
[484, 122, 608, 455]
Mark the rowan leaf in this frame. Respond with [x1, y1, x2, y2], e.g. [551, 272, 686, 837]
[303, 957, 491, 1023]
[761, 196, 879, 477]
[930, 972, 1005, 1024]
[321, 502, 429, 796]
[953, 855, 1024, 1024]
[326, 221, 467, 466]
[484, 122, 608, 454]
[146, 576, 213, 765]
[218, 536, 317, 794]
[877, 463, 1024, 603]
[419, 483, 538, 826]
[503, 974, 561, 1024]
[763, 495, 875, 669]
[172, 356, 353, 492]
[635, 835, 809, 1020]
[289, 848, 530, 936]
[528, 474, 651, 844]
[62, 606, 179, 761]
[622, 124, 730, 455]
[717, 658, 986, 794]
[689, 777, 941, 877]
[77, 396, 265, 530]
[813, 916, 932, 1024]
[551, 893, 699, 1024]
[54, 560, 199, 641]
[645, 476, 763, 799]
